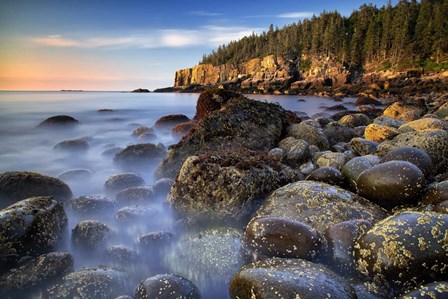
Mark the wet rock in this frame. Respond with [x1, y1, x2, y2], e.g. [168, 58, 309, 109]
[172, 121, 195, 137]
[278, 137, 310, 167]
[380, 146, 433, 178]
[434, 200, 448, 213]
[399, 118, 448, 132]
[325, 104, 347, 111]
[325, 220, 373, 274]
[168, 151, 299, 221]
[0, 171, 72, 208]
[135, 274, 200, 299]
[396, 281, 448, 299]
[115, 206, 155, 223]
[376, 130, 448, 174]
[153, 178, 174, 197]
[68, 195, 115, 215]
[383, 102, 426, 121]
[104, 173, 145, 195]
[306, 166, 346, 187]
[132, 126, 155, 137]
[365, 124, 400, 142]
[53, 139, 89, 152]
[230, 258, 356, 299]
[245, 217, 322, 260]
[156, 91, 290, 179]
[342, 156, 380, 191]
[355, 97, 383, 106]
[323, 122, 357, 146]
[115, 186, 154, 206]
[37, 115, 79, 128]
[114, 143, 166, 170]
[339, 113, 371, 127]
[154, 114, 191, 129]
[0, 252, 73, 294]
[103, 245, 138, 267]
[315, 151, 351, 170]
[253, 181, 386, 238]
[47, 266, 128, 299]
[267, 147, 285, 161]
[0, 197, 67, 270]
[137, 231, 175, 249]
[102, 147, 123, 157]
[287, 122, 329, 150]
[299, 161, 316, 175]
[350, 137, 379, 156]
[354, 211, 448, 291]
[72, 220, 112, 249]
[194, 88, 237, 121]
[422, 181, 448, 205]
[373, 116, 404, 128]
[357, 161, 426, 209]
[58, 169, 92, 181]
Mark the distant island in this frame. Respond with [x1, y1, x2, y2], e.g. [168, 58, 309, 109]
[131, 88, 150, 93]
[60, 90, 84, 92]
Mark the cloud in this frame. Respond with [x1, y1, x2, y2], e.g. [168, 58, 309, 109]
[189, 11, 222, 17]
[276, 12, 315, 18]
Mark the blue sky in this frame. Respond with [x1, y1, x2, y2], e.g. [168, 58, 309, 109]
[0, 0, 397, 91]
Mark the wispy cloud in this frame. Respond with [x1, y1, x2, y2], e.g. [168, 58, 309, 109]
[189, 11, 222, 17]
[276, 12, 315, 18]
[31, 26, 262, 49]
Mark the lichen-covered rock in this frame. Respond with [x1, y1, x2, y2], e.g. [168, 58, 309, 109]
[380, 146, 433, 178]
[0, 171, 72, 209]
[154, 114, 191, 129]
[399, 118, 448, 132]
[350, 137, 379, 156]
[396, 281, 448, 299]
[287, 122, 330, 150]
[315, 151, 351, 170]
[323, 122, 357, 146]
[0, 197, 67, 270]
[245, 217, 322, 260]
[115, 186, 154, 206]
[229, 258, 356, 299]
[37, 115, 79, 128]
[342, 156, 380, 191]
[114, 143, 167, 170]
[364, 124, 400, 142]
[104, 173, 145, 195]
[72, 220, 112, 249]
[168, 151, 299, 221]
[155, 92, 290, 179]
[306, 166, 346, 187]
[278, 137, 310, 167]
[46, 266, 128, 299]
[354, 211, 448, 291]
[383, 102, 426, 121]
[69, 195, 115, 215]
[0, 252, 73, 294]
[376, 130, 448, 174]
[357, 161, 426, 209]
[339, 113, 371, 127]
[252, 181, 386, 238]
[53, 139, 89, 152]
[135, 274, 200, 299]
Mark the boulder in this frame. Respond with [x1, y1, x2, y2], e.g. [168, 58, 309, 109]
[382, 102, 426, 121]
[68, 195, 115, 215]
[115, 186, 154, 206]
[0, 197, 67, 270]
[194, 88, 238, 120]
[306, 166, 346, 187]
[315, 151, 351, 171]
[267, 147, 286, 161]
[154, 114, 191, 129]
[46, 266, 128, 299]
[287, 122, 330, 150]
[114, 143, 167, 170]
[354, 211, 448, 291]
[396, 281, 448, 299]
[167, 151, 299, 221]
[72, 220, 112, 250]
[364, 124, 400, 142]
[350, 138, 379, 156]
[37, 115, 79, 128]
[132, 126, 155, 137]
[230, 258, 356, 299]
[153, 178, 175, 197]
[137, 231, 175, 249]
[53, 139, 89, 152]
[398, 117, 448, 132]
[434, 101, 448, 118]
[277, 137, 310, 167]
[354, 97, 383, 106]
[373, 116, 404, 128]
[323, 122, 357, 146]
[339, 113, 371, 127]
[422, 181, 448, 205]
[172, 121, 196, 137]
[103, 245, 138, 267]
[135, 274, 200, 299]
[376, 130, 448, 174]
[342, 156, 380, 191]
[114, 206, 156, 223]
[380, 146, 433, 178]
[0, 171, 72, 208]
[104, 173, 145, 195]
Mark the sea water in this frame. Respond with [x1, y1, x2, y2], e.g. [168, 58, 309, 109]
[0, 91, 355, 298]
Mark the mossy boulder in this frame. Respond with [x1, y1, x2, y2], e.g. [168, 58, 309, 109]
[349, 137, 379, 156]
[382, 102, 426, 121]
[0, 197, 67, 271]
[365, 123, 400, 142]
[354, 211, 448, 292]
[230, 258, 356, 299]
[135, 274, 200, 299]
[323, 122, 357, 146]
[339, 113, 372, 127]
[0, 171, 72, 209]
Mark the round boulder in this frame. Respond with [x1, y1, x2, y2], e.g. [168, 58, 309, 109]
[58, 169, 92, 181]
[306, 166, 346, 187]
[422, 181, 448, 205]
[114, 143, 166, 170]
[114, 206, 155, 223]
[69, 195, 115, 215]
[135, 274, 200, 299]
[380, 146, 433, 178]
[154, 114, 191, 129]
[0, 171, 72, 209]
[72, 220, 112, 249]
[315, 151, 351, 171]
[373, 116, 404, 128]
[339, 113, 371, 127]
[349, 137, 379, 156]
[278, 137, 310, 167]
[399, 117, 448, 132]
[364, 124, 400, 143]
[286, 122, 330, 150]
[115, 186, 154, 206]
[357, 161, 426, 209]
[53, 139, 89, 152]
[104, 173, 145, 195]
[323, 122, 357, 146]
[37, 115, 79, 128]
[396, 281, 448, 299]
[342, 156, 380, 191]
[382, 102, 425, 121]
[153, 178, 175, 197]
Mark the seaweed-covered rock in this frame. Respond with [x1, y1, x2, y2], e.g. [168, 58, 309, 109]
[168, 151, 299, 221]
[53, 139, 89, 152]
[350, 137, 379, 156]
[376, 130, 448, 174]
[154, 114, 191, 129]
[69, 195, 115, 215]
[135, 274, 200, 299]
[251, 181, 386, 238]
[37, 115, 79, 128]
[286, 122, 330, 150]
[104, 173, 145, 195]
[245, 217, 322, 260]
[306, 166, 346, 187]
[396, 281, 448, 299]
[323, 122, 357, 146]
[357, 161, 426, 209]
[0, 197, 67, 270]
[155, 92, 290, 179]
[72, 220, 112, 249]
[380, 146, 433, 178]
[230, 258, 356, 299]
[115, 186, 154, 206]
[365, 124, 400, 142]
[277, 137, 310, 167]
[114, 143, 166, 170]
[46, 266, 128, 299]
[354, 211, 448, 291]
[0, 171, 72, 208]
[342, 156, 380, 191]
[399, 118, 448, 132]
[0, 252, 73, 295]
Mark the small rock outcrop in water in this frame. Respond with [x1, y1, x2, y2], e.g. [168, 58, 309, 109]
[0, 171, 72, 208]
[36, 115, 79, 128]
[114, 143, 167, 170]
[0, 197, 67, 271]
[154, 114, 191, 129]
[131, 88, 150, 93]
[135, 274, 201, 299]
[104, 173, 145, 195]
[72, 220, 113, 250]
[53, 139, 89, 152]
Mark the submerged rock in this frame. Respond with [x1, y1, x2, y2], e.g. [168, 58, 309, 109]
[137, 231, 175, 249]
[104, 173, 145, 195]
[230, 258, 356, 299]
[132, 126, 156, 139]
[68, 195, 115, 215]
[37, 115, 79, 128]
[172, 121, 196, 137]
[114, 143, 167, 170]
[135, 274, 200, 299]
[115, 186, 154, 206]
[103, 245, 138, 267]
[0, 197, 67, 270]
[0, 171, 72, 208]
[153, 178, 175, 197]
[72, 220, 113, 250]
[53, 139, 89, 152]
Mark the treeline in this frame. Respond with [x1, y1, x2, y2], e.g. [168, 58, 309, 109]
[200, 0, 448, 70]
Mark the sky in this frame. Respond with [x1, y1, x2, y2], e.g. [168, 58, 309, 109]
[0, 0, 397, 91]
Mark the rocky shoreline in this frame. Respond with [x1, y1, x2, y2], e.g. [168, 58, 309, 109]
[0, 89, 447, 298]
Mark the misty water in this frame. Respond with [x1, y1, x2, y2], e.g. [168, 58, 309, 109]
[0, 91, 355, 298]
